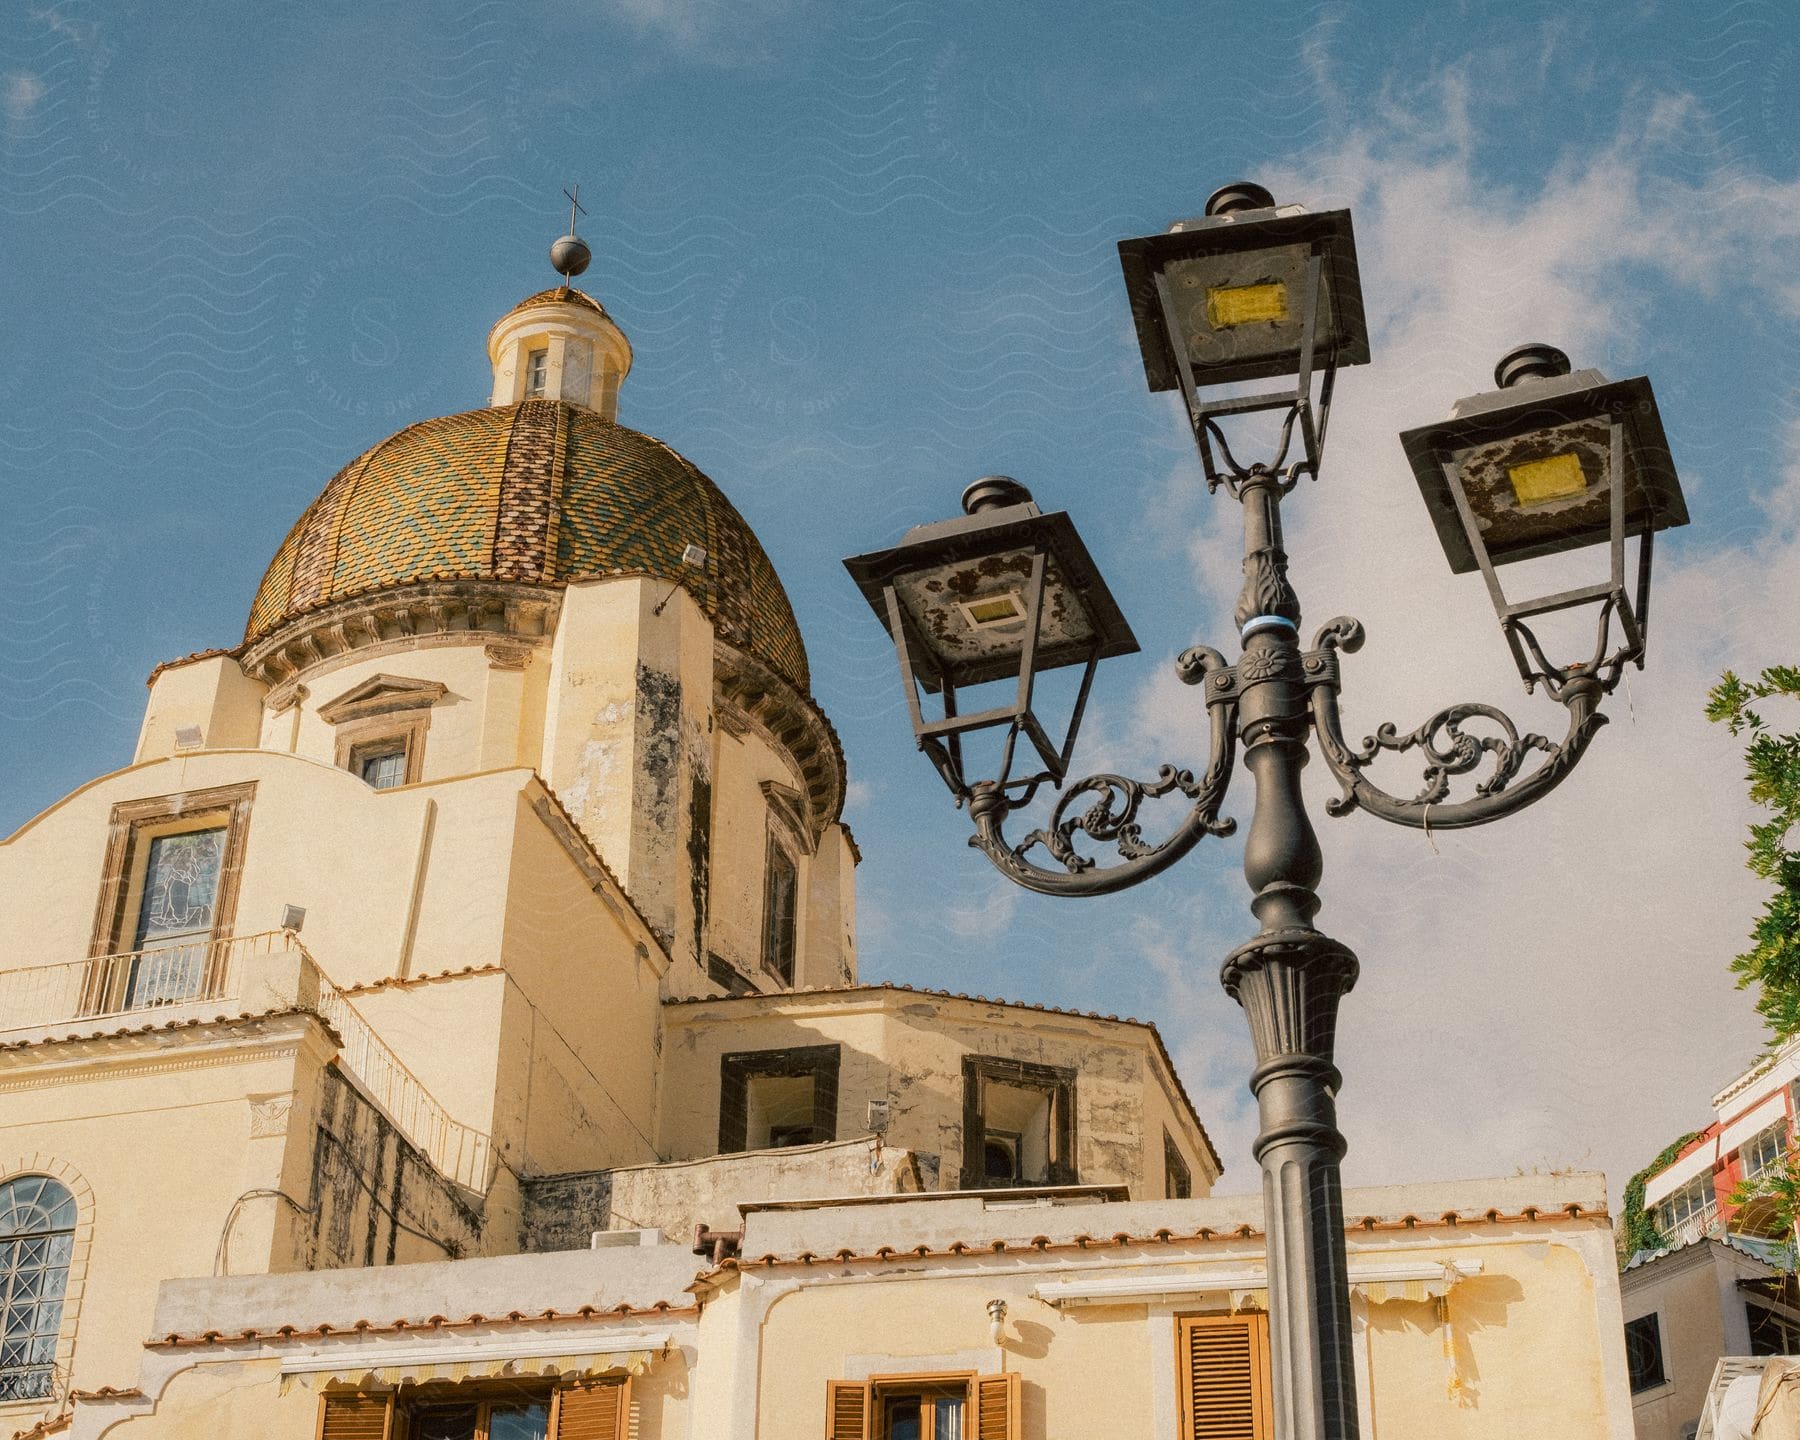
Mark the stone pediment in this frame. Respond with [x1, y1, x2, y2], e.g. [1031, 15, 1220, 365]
[317, 673, 448, 724]
[760, 780, 815, 855]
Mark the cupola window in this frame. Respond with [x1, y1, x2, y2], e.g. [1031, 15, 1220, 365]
[960, 1055, 1076, 1189]
[356, 745, 409, 791]
[524, 347, 550, 398]
[719, 1046, 839, 1153]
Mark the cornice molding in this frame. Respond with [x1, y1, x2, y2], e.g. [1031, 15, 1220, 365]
[241, 582, 560, 688]
[714, 643, 845, 838]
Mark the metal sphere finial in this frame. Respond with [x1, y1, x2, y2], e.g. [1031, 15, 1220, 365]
[1494, 342, 1572, 390]
[1206, 181, 1276, 217]
[550, 233, 591, 279]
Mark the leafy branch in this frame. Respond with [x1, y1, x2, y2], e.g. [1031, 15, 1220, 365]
[1706, 666, 1800, 1040]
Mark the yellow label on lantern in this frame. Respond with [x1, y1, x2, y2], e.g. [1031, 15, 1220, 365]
[1205, 282, 1289, 328]
[1506, 452, 1589, 507]
[964, 594, 1025, 626]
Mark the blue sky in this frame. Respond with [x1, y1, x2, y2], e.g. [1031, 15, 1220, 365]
[4, 0, 1799, 1202]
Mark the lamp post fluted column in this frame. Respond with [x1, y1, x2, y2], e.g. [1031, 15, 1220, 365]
[1220, 472, 1361, 1440]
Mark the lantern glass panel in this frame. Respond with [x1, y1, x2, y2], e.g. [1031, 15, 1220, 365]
[1162, 242, 1327, 382]
[886, 544, 1101, 691]
[1448, 415, 1621, 563]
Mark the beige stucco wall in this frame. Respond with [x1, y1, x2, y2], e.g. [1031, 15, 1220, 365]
[603, 1138, 922, 1240]
[735, 1235, 1625, 1440]
[0, 1015, 324, 1435]
[135, 655, 266, 763]
[1620, 1242, 1764, 1440]
[52, 1177, 1630, 1440]
[541, 579, 714, 970]
[0, 751, 519, 993]
[658, 990, 1218, 1198]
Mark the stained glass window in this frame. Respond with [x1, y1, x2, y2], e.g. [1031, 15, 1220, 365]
[0, 1176, 76, 1403]
[133, 829, 224, 946]
[126, 827, 225, 1007]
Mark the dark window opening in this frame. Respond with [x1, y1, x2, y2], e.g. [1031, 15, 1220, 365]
[1749, 1301, 1800, 1357]
[762, 838, 798, 985]
[1166, 1130, 1193, 1199]
[1625, 1313, 1667, 1393]
[984, 1132, 1022, 1185]
[719, 1045, 839, 1153]
[707, 953, 756, 997]
[960, 1055, 1076, 1189]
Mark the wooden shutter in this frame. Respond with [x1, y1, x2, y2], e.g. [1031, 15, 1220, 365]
[555, 1377, 629, 1440]
[1177, 1313, 1272, 1440]
[317, 1394, 391, 1440]
[973, 1372, 1020, 1440]
[825, 1379, 871, 1439]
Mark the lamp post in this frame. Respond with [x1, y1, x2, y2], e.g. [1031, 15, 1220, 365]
[844, 183, 1688, 1440]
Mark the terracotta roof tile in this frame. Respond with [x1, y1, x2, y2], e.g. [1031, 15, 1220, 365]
[687, 1203, 1609, 1291]
[148, 1300, 697, 1349]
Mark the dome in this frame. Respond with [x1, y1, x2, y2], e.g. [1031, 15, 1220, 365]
[245, 399, 810, 690]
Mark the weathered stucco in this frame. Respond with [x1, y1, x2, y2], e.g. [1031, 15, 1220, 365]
[657, 988, 1220, 1201]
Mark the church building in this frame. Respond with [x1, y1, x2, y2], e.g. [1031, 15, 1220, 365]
[0, 234, 1638, 1439]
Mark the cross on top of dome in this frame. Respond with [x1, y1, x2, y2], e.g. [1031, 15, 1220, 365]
[550, 184, 592, 281]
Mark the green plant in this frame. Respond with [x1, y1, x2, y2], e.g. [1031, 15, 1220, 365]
[1707, 666, 1800, 1039]
[1618, 1131, 1701, 1267]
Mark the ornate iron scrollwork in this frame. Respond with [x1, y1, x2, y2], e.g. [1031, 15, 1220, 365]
[1303, 616, 1609, 830]
[965, 646, 1240, 895]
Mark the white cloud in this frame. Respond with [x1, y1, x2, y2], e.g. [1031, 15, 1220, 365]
[4, 73, 45, 121]
[944, 875, 1021, 942]
[1134, 82, 1800, 1206]
[604, 0, 805, 62]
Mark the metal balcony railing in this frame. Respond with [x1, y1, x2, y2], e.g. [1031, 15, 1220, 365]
[0, 932, 492, 1193]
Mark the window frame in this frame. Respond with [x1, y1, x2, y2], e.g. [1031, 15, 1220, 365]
[1741, 1121, 1789, 1181]
[85, 783, 255, 1011]
[718, 1044, 839, 1154]
[1651, 1174, 1718, 1238]
[523, 347, 550, 398]
[320, 675, 444, 789]
[403, 1388, 553, 1439]
[828, 1371, 1018, 1440]
[1176, 1311, 1272, 1440]
[960, 1055, 1077, 1190]
[1624, 1311, 1668, 1394]
[1165, 1129, 1193, 1200]
[0, 1175, 78, 1404]
[350, 738, 414, 791]
[761, 832, 800, 986]
[317, 1375, 628, 1440]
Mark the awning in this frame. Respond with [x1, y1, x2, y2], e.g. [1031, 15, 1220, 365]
[278, 1334, 671, 1393]
[1645, 1137, 1720, 1209]
[1033, 1259, 1481, 1309]
[1721, 1093, 1789, 1158]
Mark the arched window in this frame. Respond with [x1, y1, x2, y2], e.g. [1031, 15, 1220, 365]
[0, 1176, 76, 1402]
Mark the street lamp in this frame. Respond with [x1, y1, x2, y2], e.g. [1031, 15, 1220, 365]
[846, 182, 1689, 1440]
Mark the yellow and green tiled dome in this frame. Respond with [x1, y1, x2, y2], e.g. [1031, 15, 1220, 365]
[246, 399, 809, 689]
